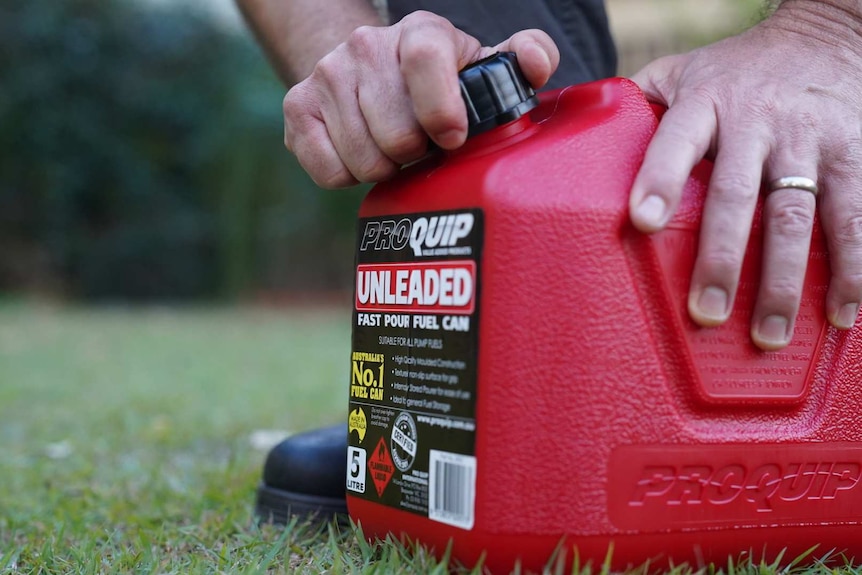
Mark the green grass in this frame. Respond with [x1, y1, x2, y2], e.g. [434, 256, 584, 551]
[0, 303, 474, 574]
[0, 303, 858, 574]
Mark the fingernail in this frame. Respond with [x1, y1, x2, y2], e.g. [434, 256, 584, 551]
[836, 302, 860, 329]
[635, 195, 667, 229]
[696, 286, 729, 321]
[756, 315, 790, 347]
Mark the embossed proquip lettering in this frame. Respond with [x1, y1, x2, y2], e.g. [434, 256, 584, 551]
[610, 445, 862, 530]
[630, 462, 861, 511]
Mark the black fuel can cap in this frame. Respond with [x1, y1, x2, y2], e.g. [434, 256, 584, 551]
[458, 52, 540, 137]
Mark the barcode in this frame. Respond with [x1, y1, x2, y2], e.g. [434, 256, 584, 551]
[428, 450, 476, 530]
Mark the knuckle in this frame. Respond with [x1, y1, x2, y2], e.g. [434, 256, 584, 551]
[746, 94, 782, 121]
[311, 52, 342, 86]
[655, 117, 705, 160]
[769, 202, 814, 239]
[680, 85, 717, 108]
[698, 247, 743, 278]
[378, 128, 427, 160]
[400, 10, 449, 29]
[296, 148, 354, 189]
[282, 88, 317, 148]
[399, 38, 442, 70]
[832, 214, 862, 249]
[709, 172, 760, 203]
[282, 87, 307, 120]
[398, 13, 456, 66]
[312, 165, 355, 189]
[825, 135, 862, 173]
[794, 109, 818, 132]
[346, 25, 380, 58]
[760, 279, 801, 304]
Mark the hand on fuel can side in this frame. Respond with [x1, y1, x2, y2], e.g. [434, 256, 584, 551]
[629, 1, 862, 350]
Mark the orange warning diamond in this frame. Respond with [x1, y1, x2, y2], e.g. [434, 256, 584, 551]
[368, 437, 395, 497]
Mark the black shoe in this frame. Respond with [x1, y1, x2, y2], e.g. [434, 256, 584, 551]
[255, 423, 349, 525]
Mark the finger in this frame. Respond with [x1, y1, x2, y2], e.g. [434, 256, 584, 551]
[687, 130, 769, 328]
[313, 52, 399, 184]
[343, 25, 428, 166]
[356, 45, 428, 165]
[326, 95, 400, 183]
[629, 94, 717, 233]
[494, 29, 560, 90]
[290, 116, 358, 189]
[398, 11, 481, 149]
[751, 185, 817, 350]
[819, 167, 862, 330]
[358, 79, 428, 165]
[747, 133, 821, 349]
[283, 86, 357, 189]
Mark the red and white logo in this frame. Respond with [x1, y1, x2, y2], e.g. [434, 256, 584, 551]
[355, 261, 475, 314]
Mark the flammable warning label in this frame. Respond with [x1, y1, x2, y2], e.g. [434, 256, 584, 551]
[369, 437, 395, 497]
[351, 351, 385, 402]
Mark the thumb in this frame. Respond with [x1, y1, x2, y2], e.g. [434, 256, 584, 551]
[493, 30, 560, 90]
[397, 16, 558, 150]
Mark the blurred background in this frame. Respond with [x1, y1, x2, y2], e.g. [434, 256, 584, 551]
[1, 0, 364, 304]
[0, 0, 765, 305]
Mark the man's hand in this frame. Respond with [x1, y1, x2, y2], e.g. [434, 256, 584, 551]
[629, 0, 862, 350]
[283, 11, 559, 188]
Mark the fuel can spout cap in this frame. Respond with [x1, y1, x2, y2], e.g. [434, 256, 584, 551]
[459, 52, 539, 138]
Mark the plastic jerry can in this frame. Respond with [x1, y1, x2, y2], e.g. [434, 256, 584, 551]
[345, 52, 862, 572]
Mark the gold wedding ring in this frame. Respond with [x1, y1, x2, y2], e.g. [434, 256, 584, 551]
[767, 176, 819, 197]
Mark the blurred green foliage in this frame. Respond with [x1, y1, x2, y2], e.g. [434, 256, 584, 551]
[0, 0, 364, 301]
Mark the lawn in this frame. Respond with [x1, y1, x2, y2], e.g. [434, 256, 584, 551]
[0, 303, 853, 574]
[0, 302, 460, 574]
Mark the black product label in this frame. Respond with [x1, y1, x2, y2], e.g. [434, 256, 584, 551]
[347, 209, 482, 530]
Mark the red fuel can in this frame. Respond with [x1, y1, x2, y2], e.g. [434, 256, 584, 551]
[345, 53, 862, 572]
